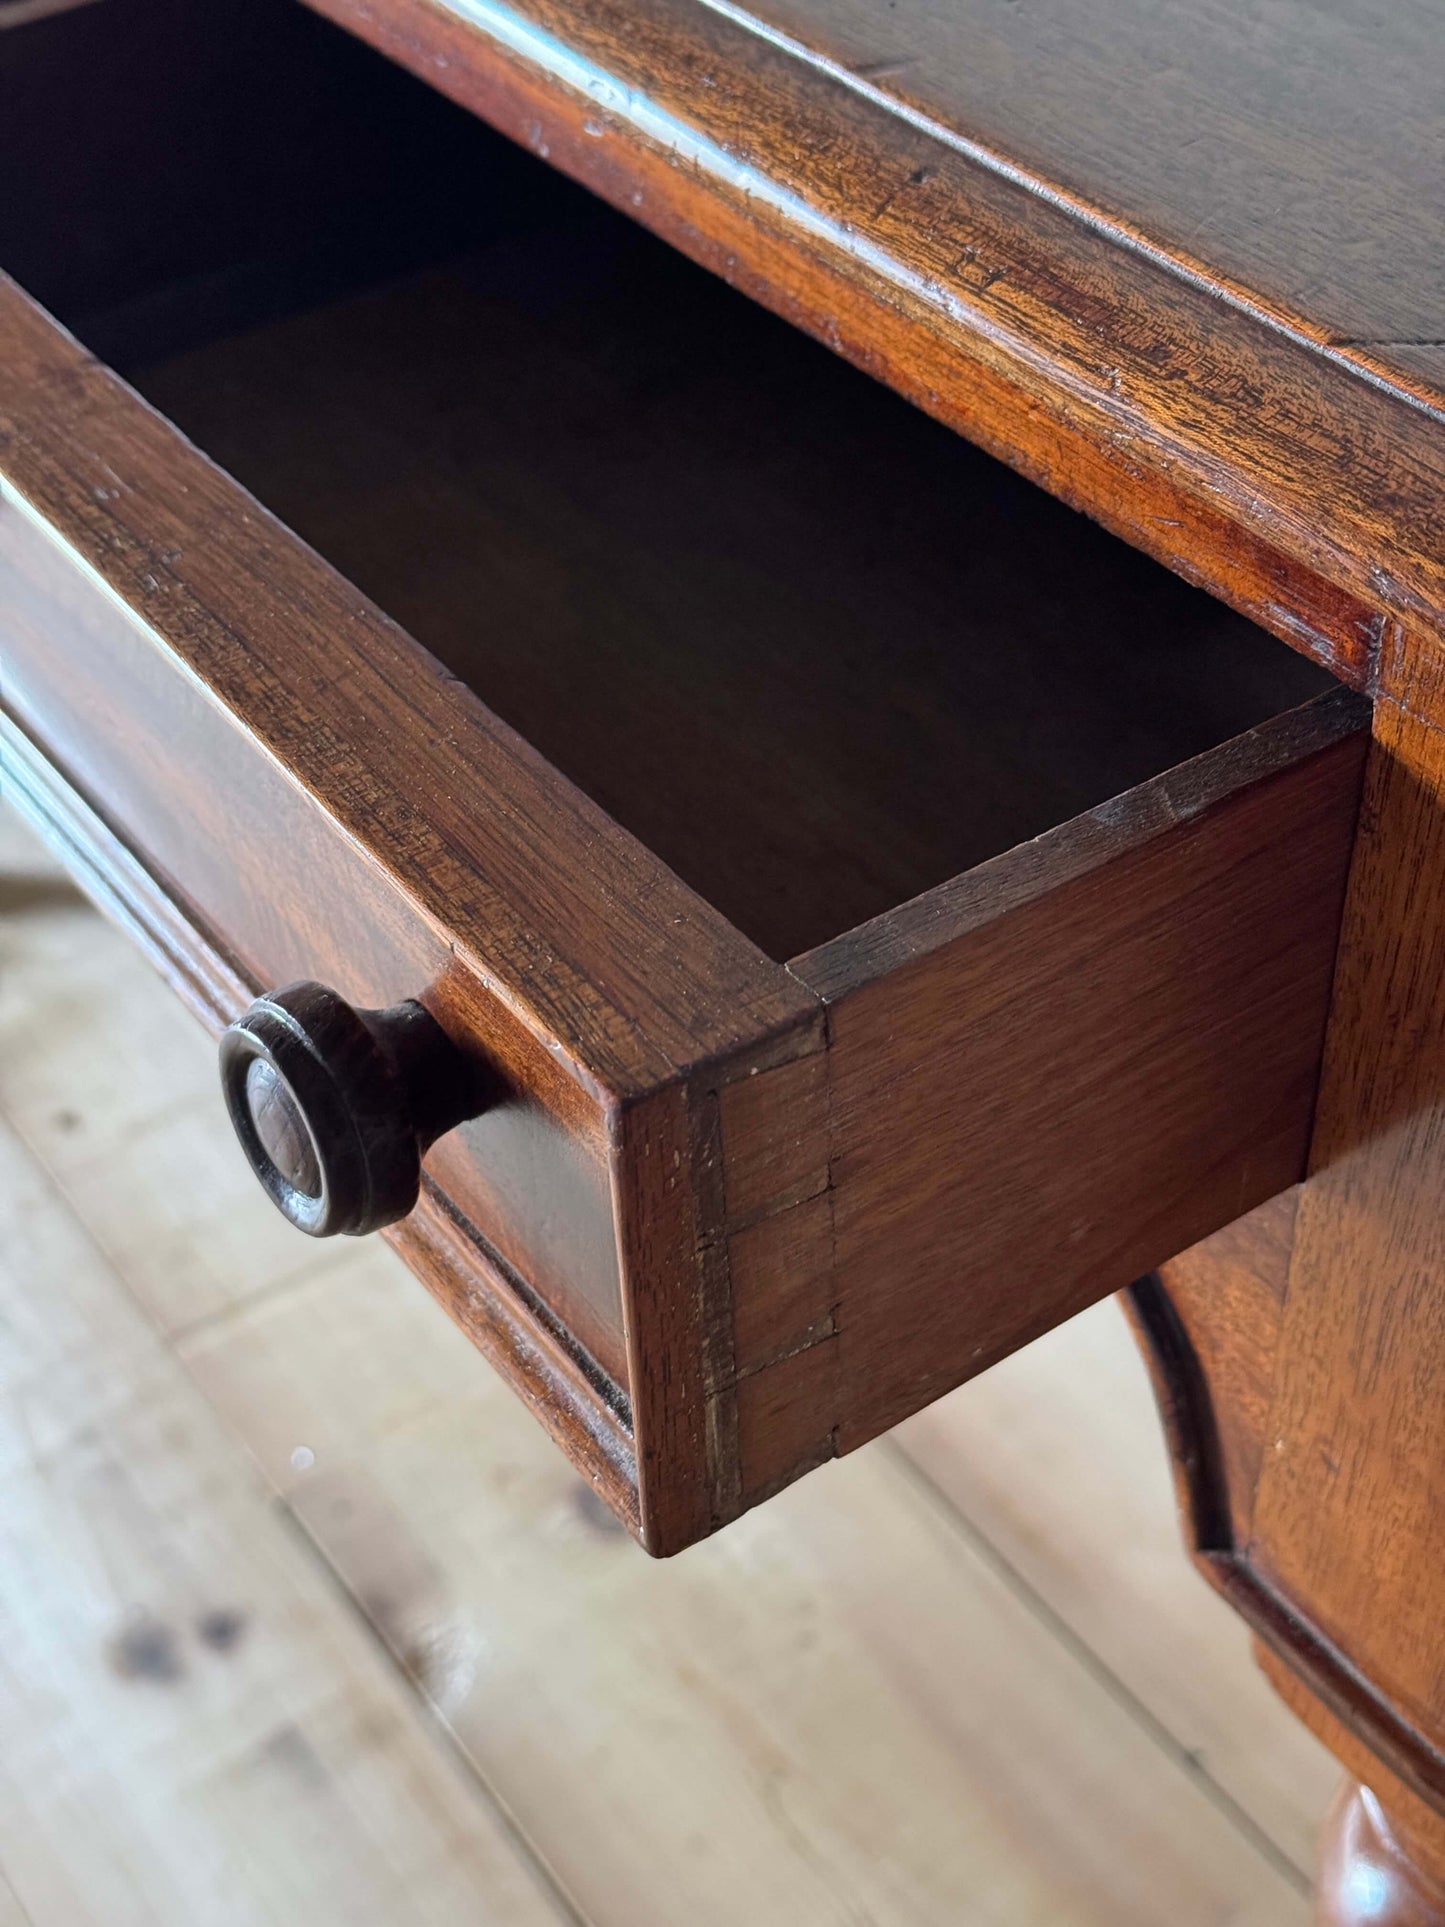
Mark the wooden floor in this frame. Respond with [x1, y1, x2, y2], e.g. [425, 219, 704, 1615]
[0, 802, 1341, 1924]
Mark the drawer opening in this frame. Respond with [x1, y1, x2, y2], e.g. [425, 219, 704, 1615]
[9, 0, 1337, 965]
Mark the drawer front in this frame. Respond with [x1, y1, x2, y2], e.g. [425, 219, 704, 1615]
[0, 272, 1369, 1555]
[0, 453, 627, 1381]
[0, 274, 822, 1556]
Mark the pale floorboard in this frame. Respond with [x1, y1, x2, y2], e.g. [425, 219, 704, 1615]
[0, 1115, 572, 1927]
[893, 1308, 1340, 1870]
[0, 868, 347, 1336]
[0, 805, 1334, 1922]
[0, 1865, 34, 1927]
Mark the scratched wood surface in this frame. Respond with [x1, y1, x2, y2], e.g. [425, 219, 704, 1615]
[727, 0, 1445, 366]
[0, 804, 1338, 1920]
[311, 0, 1445, 688]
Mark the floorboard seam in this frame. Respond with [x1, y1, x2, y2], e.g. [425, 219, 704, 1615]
[882, 1436, 1312, 1897]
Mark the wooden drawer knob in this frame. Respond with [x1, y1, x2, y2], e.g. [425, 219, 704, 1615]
[219, 982, 489, 1237]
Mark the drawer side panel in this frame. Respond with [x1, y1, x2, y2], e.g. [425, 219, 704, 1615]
[797, 691, 1369, 1451]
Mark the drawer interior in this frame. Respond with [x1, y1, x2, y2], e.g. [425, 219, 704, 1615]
[6, 0, 1335, 963]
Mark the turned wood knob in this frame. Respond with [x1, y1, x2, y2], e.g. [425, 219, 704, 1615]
[219, 982, 490, 1237]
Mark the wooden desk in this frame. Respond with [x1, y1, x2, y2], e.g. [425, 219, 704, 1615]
[2, 1, 1440, 1912]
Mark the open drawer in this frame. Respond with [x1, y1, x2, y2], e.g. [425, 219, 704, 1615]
[0, 0, 1367, 1552]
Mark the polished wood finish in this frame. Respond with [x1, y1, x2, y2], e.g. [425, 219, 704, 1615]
[1149, 1190, 1296, 1551]
[1, 0, 1368, 1553]
[7, 1, 1445, 1904]
[309, 0, 1443, 686]
[0, 707, 644, 1535]
[0, 270, 1357, 1549]
[11, 477, 1353, 1545]
[1250, 635, 1445, 1758]
[130, 241, 1329, 962]
[1137, 1208, 1445, 1837]
[0, 841, 1327, 1922]
[1261, 1646, 1445, 1914]
[707, 0, 1445, 379]
[796, 695, 1366, 1447]
[1317, 1783, 1445, 1927]
[219, 982, 494, 1238]
[0, 267, 797, 1545]
[1131, 628, 1445, 1840]
[0, 295, 637, 1385]
[0, 704, 252, 1034]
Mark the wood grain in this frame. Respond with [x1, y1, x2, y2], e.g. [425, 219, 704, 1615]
[0, 824, 1334, 1919]
[1150, 1190, 1298, 1548]
[1116, 638, 1445, 1845]
[310, 0, 1445, 680]
[131, 237, 1329, 961]
[1, 717, 644, 1531]
[0, 267, 830, 1549]
[0, 1116, 570, 1927]
[5, 0, 1445, 1903]
[0, 467, 636, 1382]
[0, 278, 806, 1097]
[895, 1294, 1339, 1877]
[716, 1050, 829, 1229]
[2, 0, 1415, 1567]
[181, 1266, 1313, 1926]
[726, 0, 1445, 370]
[1251, 632, 1445, 1757]
[1, 704, 251, 1036]
[797, 692, 1367, 1448]
[3, 212, 1356, 1546]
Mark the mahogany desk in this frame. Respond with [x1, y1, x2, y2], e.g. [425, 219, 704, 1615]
[2, 0, 1441, 1913]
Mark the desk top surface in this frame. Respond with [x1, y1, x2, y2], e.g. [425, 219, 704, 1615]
[321, 0, 1443, 669]
[726, 0, 1445, 402]
[263, 0, 1445, 675]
